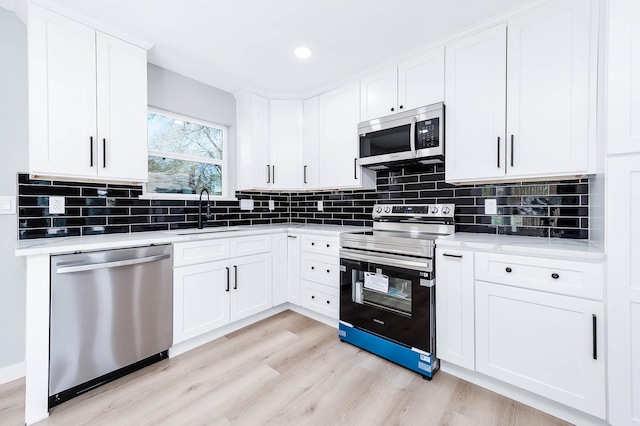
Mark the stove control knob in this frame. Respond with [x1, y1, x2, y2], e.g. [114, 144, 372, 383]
[442, 206, 450, 214]
[384, 206, 392, 214]
[431, 206, 439, 214]
[375, 206, 382, 213]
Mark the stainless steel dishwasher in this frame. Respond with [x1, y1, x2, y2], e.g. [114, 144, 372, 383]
[49, 244, 173, 407]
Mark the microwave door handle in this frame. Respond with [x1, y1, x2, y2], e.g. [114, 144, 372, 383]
[410, 117, 417, 158]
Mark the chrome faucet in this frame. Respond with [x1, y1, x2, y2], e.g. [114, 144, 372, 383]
[197, 188, 211, 229]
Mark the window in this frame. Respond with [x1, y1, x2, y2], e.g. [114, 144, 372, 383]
[145, 109, 228, 198]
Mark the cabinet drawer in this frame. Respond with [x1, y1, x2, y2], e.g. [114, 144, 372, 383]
[173, 239, 231, 267]
[229, 234, 272, 257]
[300, 252, 339, 287]
[475, 252, 604, 300]
[301, 234, 339, 256]
[301, 280, 339, 319]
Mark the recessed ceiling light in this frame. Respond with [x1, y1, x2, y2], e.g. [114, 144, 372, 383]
[294, 47, 312, 59]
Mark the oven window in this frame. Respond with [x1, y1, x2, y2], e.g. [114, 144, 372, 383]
[349, 265, 416, 317]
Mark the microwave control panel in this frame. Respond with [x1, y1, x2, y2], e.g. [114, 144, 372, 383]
[416, 118, 439, 149]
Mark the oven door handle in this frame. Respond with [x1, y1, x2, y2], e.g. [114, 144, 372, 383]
[340, 249, 431, 272]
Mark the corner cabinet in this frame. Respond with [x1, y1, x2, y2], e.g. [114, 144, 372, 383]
[360, 47, 445, 121]
[445, 0, 597, 183]
[173, 235, 272, 345]
[28, 4, 148, 183]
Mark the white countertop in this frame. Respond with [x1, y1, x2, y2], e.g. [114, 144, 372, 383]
[436, 232, 604, 261]
[15, 223, 366, 256]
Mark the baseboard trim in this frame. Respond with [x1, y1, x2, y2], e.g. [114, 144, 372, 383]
[0, 361, 25, 385]
[169, 305, 289, 358]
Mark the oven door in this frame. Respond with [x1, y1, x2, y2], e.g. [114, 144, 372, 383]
[339, 248, 435, 354]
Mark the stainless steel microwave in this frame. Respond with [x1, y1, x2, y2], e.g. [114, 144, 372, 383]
[358, 102, 444, 170]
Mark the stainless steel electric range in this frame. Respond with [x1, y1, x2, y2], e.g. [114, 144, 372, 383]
[338, 203, 455, 379]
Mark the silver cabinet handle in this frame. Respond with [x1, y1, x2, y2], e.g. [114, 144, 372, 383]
[442, 253, 463, 258]
[56, 254, 170, 274]
[304, 165, 308, 184]
[266, 165, 271, 183]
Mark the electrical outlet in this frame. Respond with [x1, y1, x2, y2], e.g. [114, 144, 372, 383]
[317, 201, 323, 211]
[240, 199, 254, 211]
[0, 196, 15, 215]
[268, 200, 275, 211]
[49, 196, 65, 214]
[484, 198, 497, 215]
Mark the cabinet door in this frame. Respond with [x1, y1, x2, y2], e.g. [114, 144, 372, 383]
[28, 5, 97, 179]
[96, 32, 148, 182]
[271, 233, 288, 306]
[236, 93, 270, 190]
[302, 97, 320, 189]
[318, 82, 366, 189]
[607, 0, 640, 155]
[269, 100, 303, 189]
[360, 66, 398, 121]
[606, 155, 640, 425]
[230, 253, 272, 322]
[444, 24, 507, 183]
[287, 234, 301, 305]
[475, 281, 605, 418]
[506, 0, 593, 177]
[173, 260, 230, 344]
[435, 249, 474, 370]
[397, 47, 445, 111]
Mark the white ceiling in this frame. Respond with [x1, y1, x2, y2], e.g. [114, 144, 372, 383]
[22, 0, 534, 96]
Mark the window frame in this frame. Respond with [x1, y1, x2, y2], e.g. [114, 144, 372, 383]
[142, 107, 230, 200]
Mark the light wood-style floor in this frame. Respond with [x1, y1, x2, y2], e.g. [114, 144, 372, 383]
[0, 311, 569, 426]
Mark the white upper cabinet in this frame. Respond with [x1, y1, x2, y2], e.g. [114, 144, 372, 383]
[28, 4, 148, 183]
[360, 48, 445, 121]
[269, 100, 304, 190]
[607, 0, 640, 155]
[302, 97, 320, 189]
[236, 92, 270, 190]
[318, 82, 375, 190]
[237, 96, 304, 190]
[445, 24, 507, 182]
[445, 0, 597, 184]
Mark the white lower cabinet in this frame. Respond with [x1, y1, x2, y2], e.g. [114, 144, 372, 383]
[287, 233, 301, 305]
[475, 281, 606, 419]
[173, 235, 272, 345]
[173, 260, 230, 343]
[271, 233, 288, 306]
[435, 248, 475, 370]
[299, 234, 340, 320]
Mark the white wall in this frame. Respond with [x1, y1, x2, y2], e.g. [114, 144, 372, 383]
[147, 64, 238, 194]
[0, 7, 28, 380]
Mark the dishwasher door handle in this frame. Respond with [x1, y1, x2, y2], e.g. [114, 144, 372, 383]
[56, 253, 171, 274]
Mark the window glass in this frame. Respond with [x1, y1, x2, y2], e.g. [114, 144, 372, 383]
[146, 111, 227, 197]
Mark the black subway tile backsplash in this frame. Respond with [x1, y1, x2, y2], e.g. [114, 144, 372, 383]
[17, 165, 590, 239]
